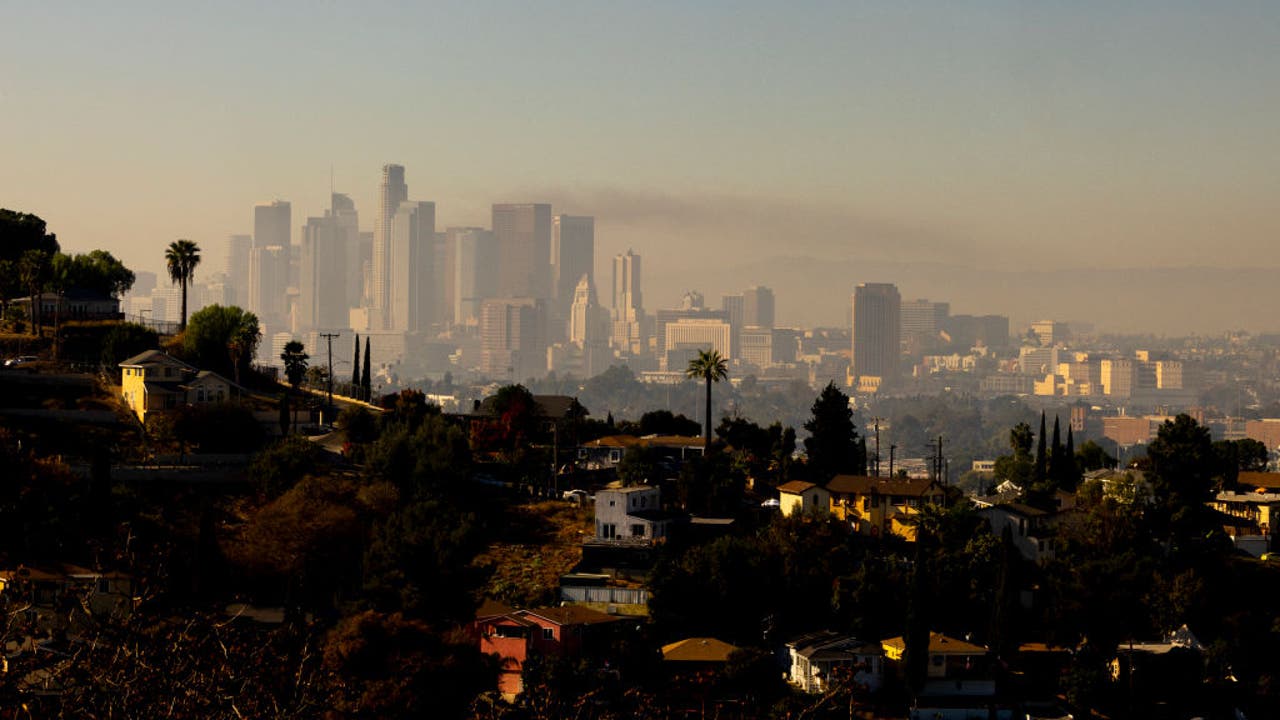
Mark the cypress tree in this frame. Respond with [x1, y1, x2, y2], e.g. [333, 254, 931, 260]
[1033, 411, 1047, 486]
[1049, 415, 1063, 488]
[1064, 425, 1079, 490]
[351, 334, 360, 391]
[362, 337, 372, 401]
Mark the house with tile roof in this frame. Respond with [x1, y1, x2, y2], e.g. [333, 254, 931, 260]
[776, 480, 830, 518]
[825, 475, 946, 541]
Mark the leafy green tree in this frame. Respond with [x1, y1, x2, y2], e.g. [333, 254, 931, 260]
[685, 348, 728, 451]
[171, 403, 266, 454]
[51, 249, 135, 298]
[633, 409, 700, 437]
[363, 499, 482, 622]
[182, 304, 260, 383]
[993, 421, 1035, 487]
[0, 209, 59, 316]
[618, 445, 661, 486]
[280, 340, 309, 391]
[803, 381, 865, 481]
[164, 239, 201, 330]
[18, 248, 52, 334]
[1076, 439, 1116, 472]
[1146, 413, 1217, 544]
[249, 434, 324, 498]
[100, 322, 158, 366]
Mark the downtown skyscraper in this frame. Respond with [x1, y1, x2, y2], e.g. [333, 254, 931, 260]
[611, 249, 644, 355]
[552, 214, 595, 332]
[371, 164, 408, 324]
[851, 282, 901, 390]
[492, 203, 552, 300]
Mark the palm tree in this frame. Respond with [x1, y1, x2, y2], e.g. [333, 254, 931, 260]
[685, 348, 729, 451]
[164, 239, 201, 331]
[280, 340, 309, 392]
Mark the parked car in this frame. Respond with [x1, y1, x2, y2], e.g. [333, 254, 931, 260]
[3, 356, 38, 368]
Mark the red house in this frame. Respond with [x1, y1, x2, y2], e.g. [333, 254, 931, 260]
[475, 605, 625, 699]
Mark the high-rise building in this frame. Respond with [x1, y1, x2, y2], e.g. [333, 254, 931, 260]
[900, 299, 949, 355]
[568, 275, 608, 347]
[721, 294, 744, 329]
[225, 234, 252, 308]
[388, 200, 435, 333]
[432, 231, 454, 328]
[850, 282, 901, 387]
[452, 227, 498, 326]
[480, 297, 545, 382]
[330, 193, 361, 311]
[492, 203, 552, 300]
[1100, 358, 1136, 397]
[742, 286, 775, 329]
[253, 201, 291, 249]
[611, 249, 644, 354]
[372, 164, 408, 317]
[552, 215, 594, 329]
[249, 245, 289, 328]
[664, 317, 732, 371]
[299, 214, 350, 331]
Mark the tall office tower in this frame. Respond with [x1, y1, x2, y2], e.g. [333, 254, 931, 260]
[742, 286, 775, 329]
[299, 214, 350, 331]
[850, 282, 901, 387]
[358, 231, 374, 306]
[552, 215, 595, 330]
[569, 275, 609, 347]
[721, 294, 744, 328]
[253, 201, 291, 248]
[611, 249, 644, 354]
[492, 203, 552, 299]
[330, 193, 361, 310]
[432, 231, 454, 328]
[372, 164, 408, 316]
[1100, 358, 1136, 397]
[453, 228, 498, 325]
[249, 245, 289, 328]
[900, 299, 950, 355]
[480, 297, 545, 382]
[224, 234, 252, 308]
[388, 200, 435, 333]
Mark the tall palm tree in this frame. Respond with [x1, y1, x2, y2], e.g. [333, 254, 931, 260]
[685, 348, 729, 451]
[165, 239, 201, 331]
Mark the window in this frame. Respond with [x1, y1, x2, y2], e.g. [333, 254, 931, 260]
[931, 655, 944, 667]
[907, 497, 919, 507]
[609, 500, 615, 507]
[543, 628, 554, 640]
[639, 496, 647, 508]
[609, 449, 621, 462]
[631, 524, 645, 537]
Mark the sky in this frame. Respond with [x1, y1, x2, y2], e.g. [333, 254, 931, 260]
[3, 1, 1278, 333]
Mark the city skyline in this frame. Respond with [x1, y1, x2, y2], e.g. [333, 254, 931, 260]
[4, 2, 1280, 333]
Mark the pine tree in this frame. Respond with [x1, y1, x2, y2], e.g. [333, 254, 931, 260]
[362, 337, 372, 401]
[351, 333, 360, 392]
[1064, 425, 1079, 490]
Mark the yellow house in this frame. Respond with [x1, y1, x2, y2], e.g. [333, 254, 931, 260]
[776, 480, 830, 518]
[119, 350, 236, 423]
[882, 632, 987, 679]
[825, 475, 946, 541]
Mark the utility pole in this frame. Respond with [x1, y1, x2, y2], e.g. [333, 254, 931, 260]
[889, 444, 896, 479]
[319, 332, 340, 423]
[871, 418, 883, 477]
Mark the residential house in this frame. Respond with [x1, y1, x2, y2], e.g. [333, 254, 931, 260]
[1211, 490, 1280, 556]
[559, 572, 650, 616]
[786, 631, 884, 694]
[826, 475, 946, 541]
[661, 637, 739, 666]
[118, 350, 237, 423]
[593, 485, 677, 542]
[882, 632, 996, 719]
[577, 434, 705, 475]
[777, 480, 830, 518]
[13, 289, 122, 323]
[474, 606, 624, 700]
[978, 503, 1058, 563]
[0, 564, 137, 625]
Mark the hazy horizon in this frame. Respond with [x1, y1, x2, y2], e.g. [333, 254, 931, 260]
[4, 2, 1278, 335]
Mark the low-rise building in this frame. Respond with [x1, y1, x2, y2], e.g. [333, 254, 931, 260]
[978, 502, 1059, 563]
[826, 476, 946, 541]
[786, 631, 884, 694]
[593, 486, 676, 542]
[474, 606, 625, 700]
[776, 480, 830, 518]
[119, 350, 238, 423]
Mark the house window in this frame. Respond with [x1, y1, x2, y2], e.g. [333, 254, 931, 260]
[609, 500, 615, 507]
[907, 497, 919, 508]
[639, 496, 647, 508]
[543, 628, 553, 640]
[631, 524, 645, 537]
[609, 450, 621, 463]
[891, 495, 903, 506]
[931, 655, 944, 667]
[164, 367, 173, 378]
[578, 449, 587, 459]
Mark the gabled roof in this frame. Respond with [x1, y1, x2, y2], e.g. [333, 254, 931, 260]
[826, 475, 941, 497]
[583, 434, 705, 449]
[522, 606, 623, 627]
[777, 480, 820, 495]
[987, 502, 1048, 518]
[882, 632, 987, 656]
[661, 637, 739, 663]
[788, 631, 881, 659]
[119, 349, 195, 371]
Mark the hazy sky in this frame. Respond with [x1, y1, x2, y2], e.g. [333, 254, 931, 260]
[3, 2, 1278, 331]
